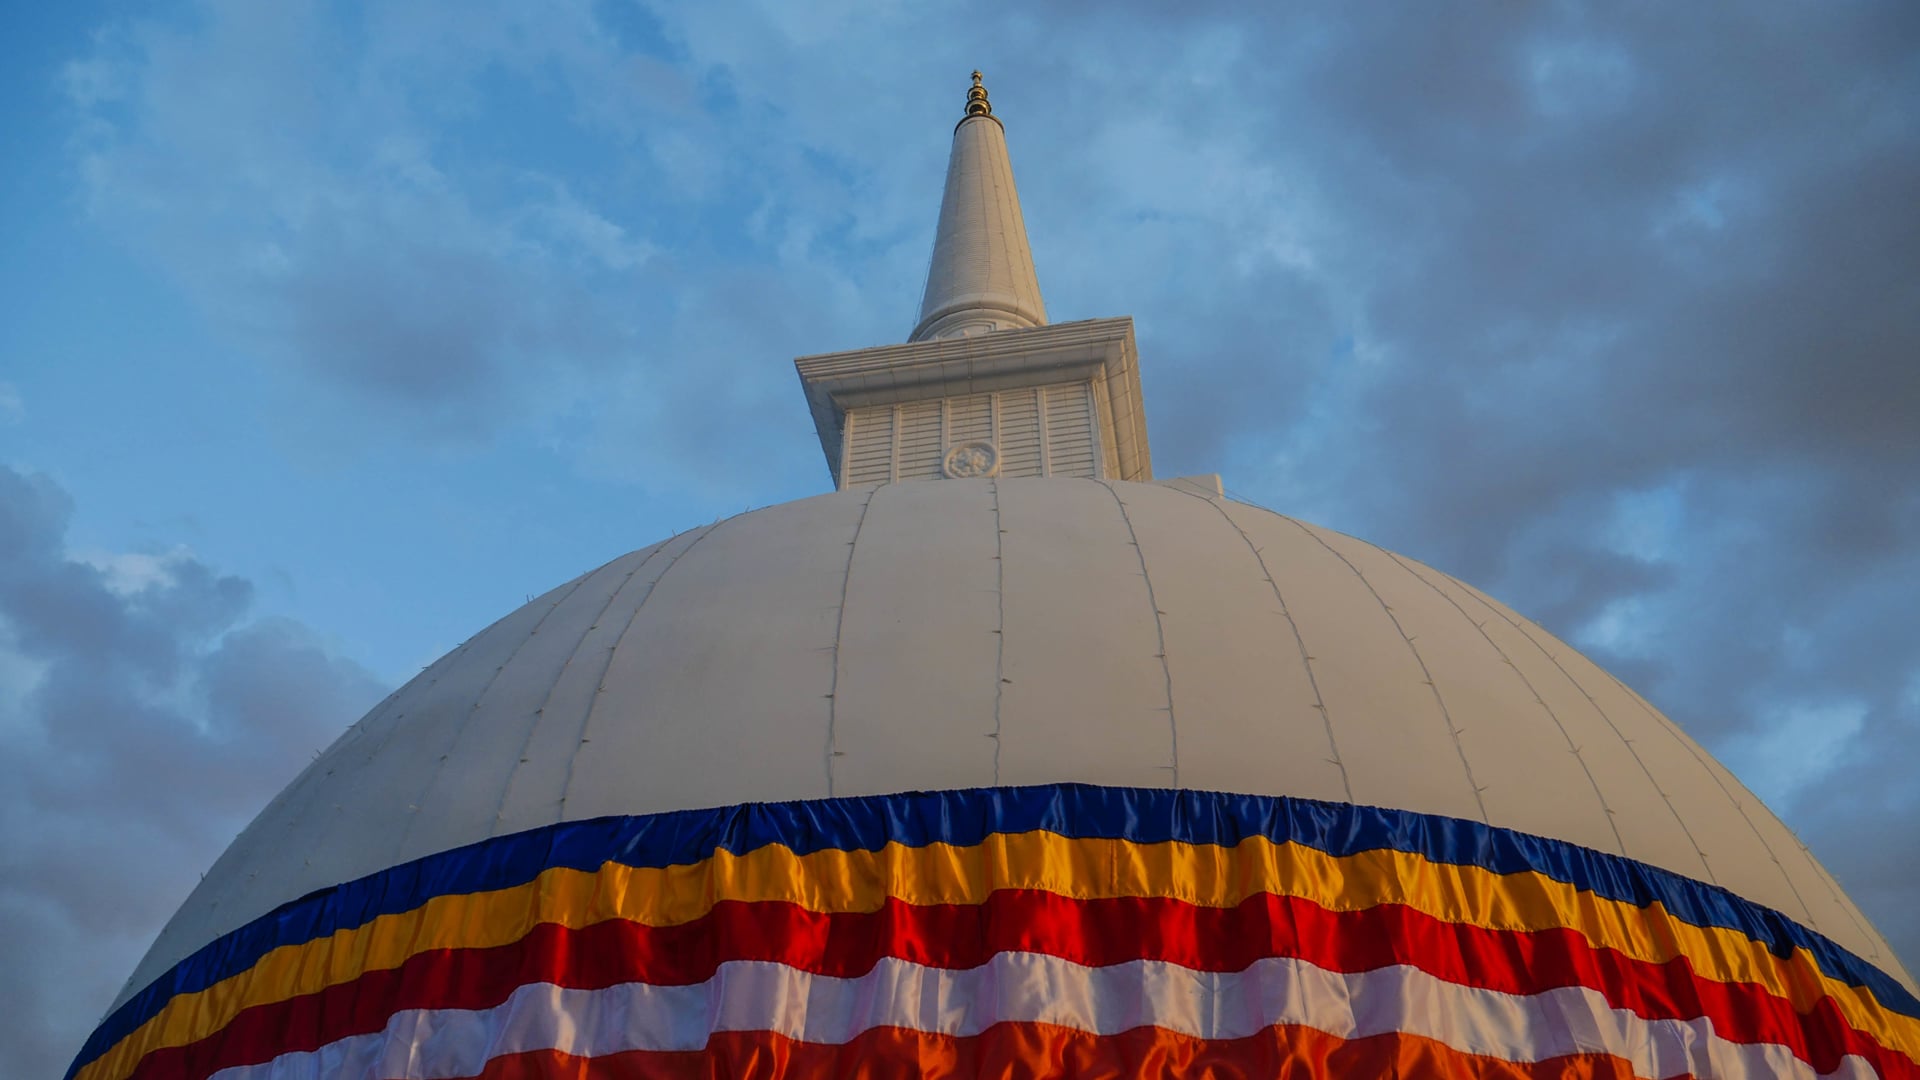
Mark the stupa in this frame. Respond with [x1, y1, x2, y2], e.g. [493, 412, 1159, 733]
[70, 73, 1920, 1080]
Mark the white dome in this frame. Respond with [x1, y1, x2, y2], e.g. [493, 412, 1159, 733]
[118, 477, 1912, 1005]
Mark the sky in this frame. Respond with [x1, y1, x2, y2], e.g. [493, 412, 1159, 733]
[2, 1, 1917, 1075]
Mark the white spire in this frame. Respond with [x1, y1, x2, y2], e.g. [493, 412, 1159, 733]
[909, 72, 1048, 342]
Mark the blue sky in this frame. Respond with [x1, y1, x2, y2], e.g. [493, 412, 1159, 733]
[4, 2, 1919, 1075]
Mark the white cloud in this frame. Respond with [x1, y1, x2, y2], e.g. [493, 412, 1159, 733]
[74, 546, 195, 596]
[529, 187, 657, 272]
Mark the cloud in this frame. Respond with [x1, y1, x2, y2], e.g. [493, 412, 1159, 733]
[1152, 5, 1920, 964]
[39, 0, 1920, 1053]
[58, 0, 960, 500]
[0, 465, 387, 1080]
[635, 0, 1920, 968]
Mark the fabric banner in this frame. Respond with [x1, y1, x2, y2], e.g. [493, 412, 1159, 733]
[69, 783, 1920, 1080]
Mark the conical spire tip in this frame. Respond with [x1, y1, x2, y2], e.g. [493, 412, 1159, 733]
[914, 68, 1044, 340]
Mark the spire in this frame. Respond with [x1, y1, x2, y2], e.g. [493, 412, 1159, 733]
[909, 71, 1048, 342]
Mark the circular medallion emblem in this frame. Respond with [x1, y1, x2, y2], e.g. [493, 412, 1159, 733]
[942, 440, 1001, 479]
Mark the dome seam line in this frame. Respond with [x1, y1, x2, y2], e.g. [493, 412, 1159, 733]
[1283, 517, 1489, 825]
[556, 522, 723, 820]
[149, 652, 441, 1005]
[492, 543, 667, 836]
[1098, 480, 1178, 786]
[1174, 488, 1352, 805]
[205, 623, 491, 988]
[1458, 585, 1720, 886]
[1385, 550, 1629, 858]
[824, 486, 879, 798]
[1599, 667, 1826, 937]
[295, 634, 469, 837]
[349, 631, 481, 786]
[1806, 856, 1894, 975]
[990, 480, 1007, 786]
[391, 570, 599, 865]
[490, 555, 644, 836]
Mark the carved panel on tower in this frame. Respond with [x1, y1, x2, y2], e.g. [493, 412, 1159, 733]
[837, 380, 1103, 486]
[843, 408, 896, 487]
[1043, 382, 1099, 478]
[798, 317, 1151, 489]
[897, 401, 945, 481]
[998, 389, 1042, 476]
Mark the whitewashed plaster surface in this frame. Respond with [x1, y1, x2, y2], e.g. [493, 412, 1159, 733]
[117, 478, 1913, 1007]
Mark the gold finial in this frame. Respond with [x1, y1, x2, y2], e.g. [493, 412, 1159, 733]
[964, 70, 993, 119]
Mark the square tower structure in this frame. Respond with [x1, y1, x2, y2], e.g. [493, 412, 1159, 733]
[796, 72, 1152, 490]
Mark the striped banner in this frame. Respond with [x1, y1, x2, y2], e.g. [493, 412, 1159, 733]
[70, 784, 1920, 1080]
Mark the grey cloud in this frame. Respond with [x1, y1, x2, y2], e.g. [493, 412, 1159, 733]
[0, 471, 248, 684]
[41, 0, 1920, 1035]
[61, 0, 948, 474]
[807, 1, 1920, 969]
[627, 5, 1920, 978]
[1132, 5, 1920, 967]
[0, 466, 387, 1080]
[1802, 708, 1920, 902]
[539, 0, 1920, 969]
[264, 199, 633, 425]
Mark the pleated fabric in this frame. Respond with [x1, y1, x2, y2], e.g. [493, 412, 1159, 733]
[70, 784, 1920, 1080]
